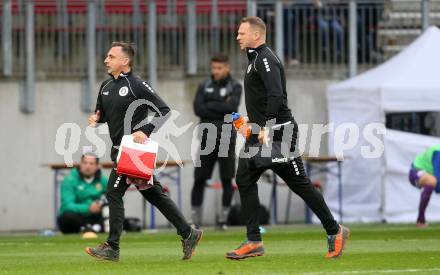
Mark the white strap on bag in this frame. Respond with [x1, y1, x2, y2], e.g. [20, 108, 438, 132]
[116, 135, 158, 164]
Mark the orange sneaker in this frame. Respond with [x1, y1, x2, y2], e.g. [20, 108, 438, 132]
[225, 241, 265, 260]
[326, 225, 350, 259]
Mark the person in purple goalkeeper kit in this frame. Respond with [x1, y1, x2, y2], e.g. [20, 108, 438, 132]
[409, 144, 440, 227]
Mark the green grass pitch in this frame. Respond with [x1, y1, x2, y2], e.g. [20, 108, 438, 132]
[1, 224, 440, 274]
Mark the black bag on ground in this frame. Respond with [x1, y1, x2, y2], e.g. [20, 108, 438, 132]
[123, 217, 142, 232]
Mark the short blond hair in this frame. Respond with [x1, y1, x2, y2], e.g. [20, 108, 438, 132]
[241, 16, 266, 35]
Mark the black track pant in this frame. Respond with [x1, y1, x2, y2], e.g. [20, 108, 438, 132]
[106, 169, 191, 250]
[192, 138, 236, 208]
[191, 178, 233, 207]
[57, 212, 102, 234]
[236, 154, 339, 241]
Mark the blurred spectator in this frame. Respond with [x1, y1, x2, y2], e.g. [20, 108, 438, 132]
[284, 2, 300, 65]
[282, 0, 344, 65]
[313, 0, 343, 59]
[357, 1, 385, 63]
[57, 152, 108, 234]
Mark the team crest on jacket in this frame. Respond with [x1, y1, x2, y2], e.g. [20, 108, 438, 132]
[119, 86, 129, 96]
[220, 88, 227, 97]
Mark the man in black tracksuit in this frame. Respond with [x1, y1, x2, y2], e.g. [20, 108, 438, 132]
[226, 17, 350, 260]
[85, 42, 202, 262]
[192, 54, 242, 229]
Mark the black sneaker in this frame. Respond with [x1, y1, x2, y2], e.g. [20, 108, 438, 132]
[85, 242, 120, 262]
[181, 228, 203, 260]
[80, 224, 94, 233]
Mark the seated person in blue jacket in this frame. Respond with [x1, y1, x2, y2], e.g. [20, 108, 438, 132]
[409, 144, 440, 227]
[58, 152, 108, 233]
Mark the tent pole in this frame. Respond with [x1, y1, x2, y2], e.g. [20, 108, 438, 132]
[422, 0, 431, 31]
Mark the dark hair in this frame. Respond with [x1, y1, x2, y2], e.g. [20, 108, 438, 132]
[211, 54, 229, 64]
[240, 16, 266, 35]
[81, 152, 99, 164]
[111, 41, 136, 67]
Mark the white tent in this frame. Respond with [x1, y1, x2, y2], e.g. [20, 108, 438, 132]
[325, 26, 440, 223]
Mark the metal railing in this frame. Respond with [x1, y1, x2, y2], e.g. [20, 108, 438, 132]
[1, 0, 438, 111]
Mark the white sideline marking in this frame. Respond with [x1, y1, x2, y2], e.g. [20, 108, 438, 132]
[301, 268, 440, 275]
